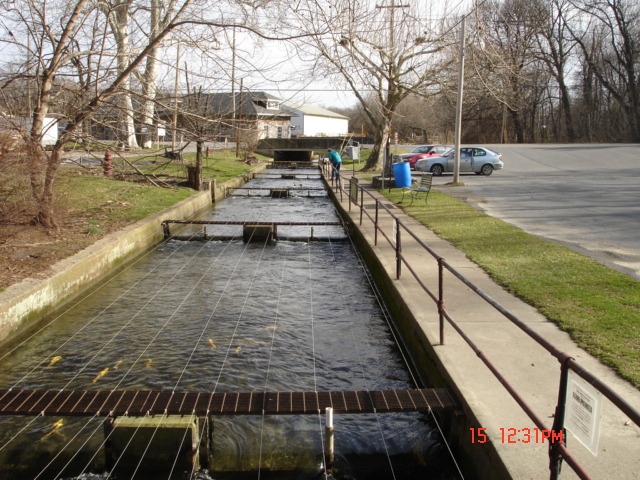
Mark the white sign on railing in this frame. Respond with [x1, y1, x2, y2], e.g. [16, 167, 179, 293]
[565, 370, 603, 456]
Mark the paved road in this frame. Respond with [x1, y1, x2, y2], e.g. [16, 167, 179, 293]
[421, 143, 640, 280]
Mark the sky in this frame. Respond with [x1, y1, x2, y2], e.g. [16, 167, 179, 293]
[158, 0, 473, 112]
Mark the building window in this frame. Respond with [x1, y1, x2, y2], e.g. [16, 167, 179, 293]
[277, 126, 283, 138]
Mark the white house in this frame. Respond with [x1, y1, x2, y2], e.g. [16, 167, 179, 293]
[281, 102, 349, 137]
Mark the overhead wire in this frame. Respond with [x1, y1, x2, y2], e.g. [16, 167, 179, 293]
[44, 230, 230, 480]
[2, 164, 466, 478]
[124, 237, 256, 480]
[305, 236, 331, 477]
[342, 219, 466, 479]
[255, 238, 291, 480]
[0, 229, 208, 459]
[324, 231, 397, 480]
[183, 229, 273, 480]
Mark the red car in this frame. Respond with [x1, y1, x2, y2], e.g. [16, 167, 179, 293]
[399, 145, 452, 169]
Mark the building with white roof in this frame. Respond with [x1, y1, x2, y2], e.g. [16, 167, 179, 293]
[281, 102, 349, 137]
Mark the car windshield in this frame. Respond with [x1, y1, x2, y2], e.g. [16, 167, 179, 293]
[411, 145, 433, 154]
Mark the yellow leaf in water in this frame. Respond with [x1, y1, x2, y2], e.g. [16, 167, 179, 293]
[113, 360, 123, 369]
[235, 346, 242, 354]
[48, 356, 62, 367]
[92, 368, 109, 383]
[145, 359, 153, 368]
[208, 338, 217, 348]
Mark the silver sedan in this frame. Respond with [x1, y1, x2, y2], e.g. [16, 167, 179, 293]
[415, 146, 504, 176]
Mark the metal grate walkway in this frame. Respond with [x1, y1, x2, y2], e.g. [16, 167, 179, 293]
[0, 388, 456, 417]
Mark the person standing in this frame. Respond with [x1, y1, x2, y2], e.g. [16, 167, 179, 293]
[327, 148, 342, 180]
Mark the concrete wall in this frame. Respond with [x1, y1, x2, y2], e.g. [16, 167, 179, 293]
[0, 162, 269, 347]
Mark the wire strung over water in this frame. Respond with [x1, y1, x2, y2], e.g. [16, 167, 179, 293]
[0, 167, 463, 480]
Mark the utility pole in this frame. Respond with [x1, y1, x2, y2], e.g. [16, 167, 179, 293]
[500, 23, 510, 144]
[376, 0, 408, 174]
[453, 15, 466, 183]
[375, 0, 409, 95]
[231, 25, 237, 156]
[172, 39, 181, 152]
[236, 78, 242, 159]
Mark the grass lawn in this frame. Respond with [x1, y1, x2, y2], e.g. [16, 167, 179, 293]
[380, 186, 640, 389]
[128, 149, 265, 183]
[58, 172, 196, 227]
[54, 149, 265, 232]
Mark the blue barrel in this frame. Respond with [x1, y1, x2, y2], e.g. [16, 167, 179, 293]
[392, 161, 412, 188]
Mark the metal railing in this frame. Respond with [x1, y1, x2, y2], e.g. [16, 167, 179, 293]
[321, 161, 640, 480]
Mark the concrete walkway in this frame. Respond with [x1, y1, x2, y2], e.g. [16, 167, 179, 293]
[330, 170, 640, 480]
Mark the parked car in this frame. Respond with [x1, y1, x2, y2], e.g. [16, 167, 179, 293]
[399, 145, 452, 169]
[415, 146, 504, 176]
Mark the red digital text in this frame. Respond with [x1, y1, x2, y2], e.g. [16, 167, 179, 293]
[470, 427, 564, 444]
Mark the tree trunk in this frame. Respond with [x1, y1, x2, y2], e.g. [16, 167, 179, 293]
[109, 0, 139, 150]
[29, 144, 61, 229]
[558, 79, 576, 142]
[140, 0, 162, 149]
[120, 90, 138, 150]
[509, 108, 525, 143]
[362, 121, 390, 171]
[189, 140, 203, 190]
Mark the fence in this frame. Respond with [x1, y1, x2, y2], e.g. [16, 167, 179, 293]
[322, 161, 640, 480]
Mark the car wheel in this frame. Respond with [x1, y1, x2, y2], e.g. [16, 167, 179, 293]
[480, 164, 494, 175]
[431, 164, 444, 176]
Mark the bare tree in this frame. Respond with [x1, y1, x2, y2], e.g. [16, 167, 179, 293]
[138, 0, 183, 148]
[566, 0, 640, 141]
[99, 0, 139, 149]
[471, 0, 548, 143]
[1, 0, 322, 229]
[535, 0, 578, 141]
[291, 0, 450, 170]
[0, 0, 199, 228]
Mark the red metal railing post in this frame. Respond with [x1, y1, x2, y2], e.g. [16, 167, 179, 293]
[396, 219, 402, 280]
[438, 258, 445, 345]
[374, 202, 379, 246]
[359, 186, 364, 226]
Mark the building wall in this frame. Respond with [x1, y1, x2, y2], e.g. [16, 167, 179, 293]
[0, 117, 58, 146]
[294, 115, 349, 137]
[259, 119, 291, 139]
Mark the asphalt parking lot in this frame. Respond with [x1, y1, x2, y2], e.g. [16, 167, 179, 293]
[409, 143, 640, 280]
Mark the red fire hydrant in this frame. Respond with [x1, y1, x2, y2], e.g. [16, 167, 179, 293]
[103, 150, 112, 176]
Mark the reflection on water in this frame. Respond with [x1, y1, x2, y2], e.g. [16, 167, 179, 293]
[0, 167, 462, 479]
